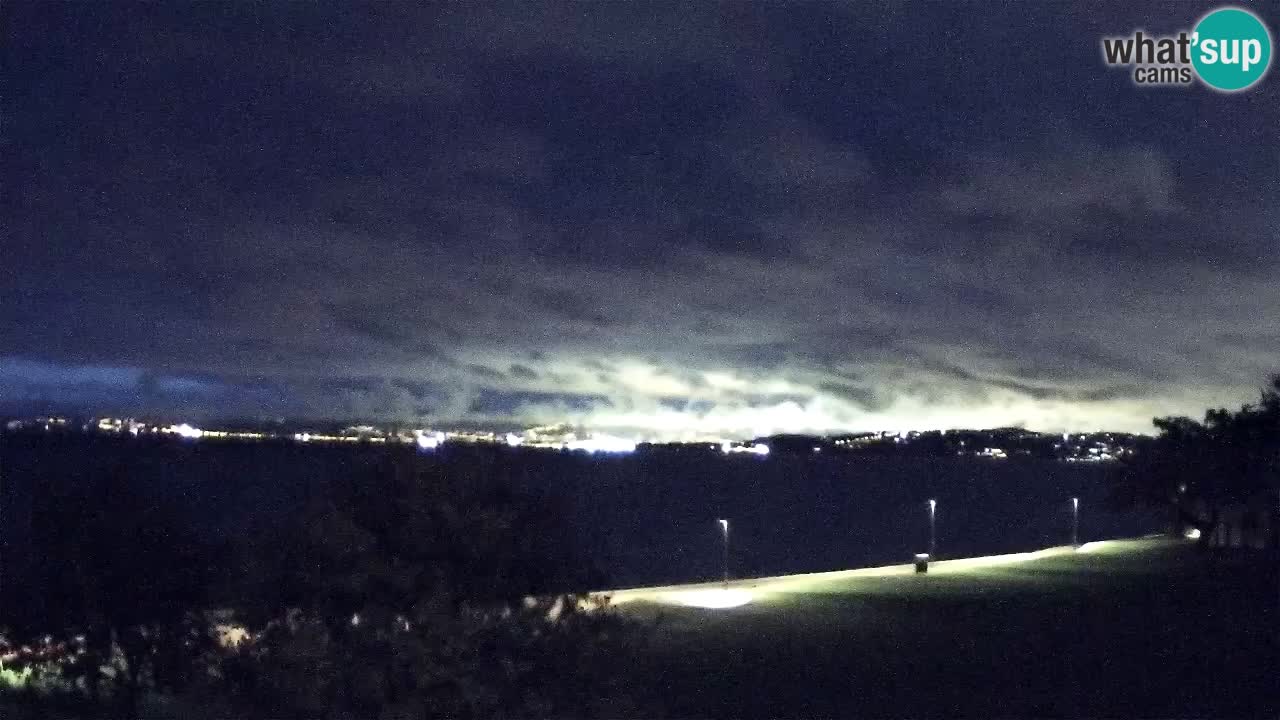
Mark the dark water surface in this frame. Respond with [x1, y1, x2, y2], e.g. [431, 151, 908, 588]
[0, 435, 1161, 590]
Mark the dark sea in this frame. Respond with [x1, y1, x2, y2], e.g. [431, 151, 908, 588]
[0, 435, 1162, 591]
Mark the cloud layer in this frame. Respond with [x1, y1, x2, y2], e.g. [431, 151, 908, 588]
[4, 2, 1279, 436]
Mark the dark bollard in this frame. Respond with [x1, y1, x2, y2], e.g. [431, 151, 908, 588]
[914, 553, 930, 574]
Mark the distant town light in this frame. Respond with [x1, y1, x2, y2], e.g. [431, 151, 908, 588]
[415, 432, 440, 450]
[170, 423, 204, 440]
[565, 435, 636, 453]
[721, 442, 770, 456]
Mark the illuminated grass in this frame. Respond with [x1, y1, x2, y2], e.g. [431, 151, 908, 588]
[601, 537, 1174, 608]
[607, 537, 1277, 718]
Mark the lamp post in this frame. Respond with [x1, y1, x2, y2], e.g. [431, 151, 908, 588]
[928, 499, 937, 557]
[1071, 497, 1080, 547]
[718, 519, 730, 586]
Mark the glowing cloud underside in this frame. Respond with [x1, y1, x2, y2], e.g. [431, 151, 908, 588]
[486, 360, 1213, 438]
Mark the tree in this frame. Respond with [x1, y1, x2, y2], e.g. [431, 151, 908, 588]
[4, 464, 220, 716]
[204, 453, 647, 718]
[1115, 375, 1280, 548]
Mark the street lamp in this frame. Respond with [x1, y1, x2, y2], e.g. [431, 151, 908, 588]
[1071, 497, 1080, 547]
[928, 499, 937, 557]
[717, 519, 730, 586]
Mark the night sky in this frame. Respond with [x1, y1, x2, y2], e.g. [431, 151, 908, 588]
[4, 2, 1279, 437]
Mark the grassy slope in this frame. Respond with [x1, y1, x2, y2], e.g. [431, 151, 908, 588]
[618, 538, 1279, 718]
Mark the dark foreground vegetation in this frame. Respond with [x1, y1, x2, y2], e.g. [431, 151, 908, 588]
[1115, 375, 1280, 551]
[0, 450, 648, 718]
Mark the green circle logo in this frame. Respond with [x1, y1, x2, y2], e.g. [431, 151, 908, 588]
[1192, 8, 1272, 91]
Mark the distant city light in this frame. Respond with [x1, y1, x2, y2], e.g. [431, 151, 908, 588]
[4, 417, 1139, 463]
[722, 442, 770, 456]
[565, 435, 636, 453]
[169, 423, 204, 439]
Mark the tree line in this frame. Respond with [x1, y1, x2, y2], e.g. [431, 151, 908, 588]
[1114, 374, 1280, 549]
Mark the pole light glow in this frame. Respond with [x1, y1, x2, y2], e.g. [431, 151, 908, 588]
[1071, 496, 1080, 547]
[927, 499, 937, 557]
[718, 519, 730, 586]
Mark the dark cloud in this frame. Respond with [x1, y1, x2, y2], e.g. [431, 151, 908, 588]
[3, 1, 1279, 435]
[325, 303, 413, 346]
[466, 364, 507, 382]
[508, 364, 540, 381]
[469, 389, 611, 416]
